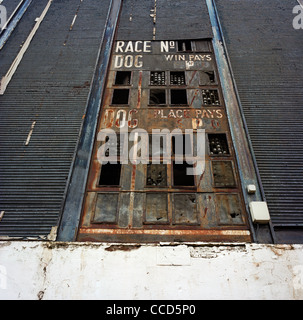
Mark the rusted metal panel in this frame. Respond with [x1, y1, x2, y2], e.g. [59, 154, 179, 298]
[77, 37, 251, 243]
[92, 193, 119, 224]
[212, 161, 236, 188]
[77, 228, 251, 243]
[145, 193, 169, 224]
[173, 193, 199, 225]
[216, 194, 243, 225]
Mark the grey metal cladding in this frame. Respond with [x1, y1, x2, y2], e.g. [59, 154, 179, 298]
[1, 0, 23, 18]
[0, 0, 111, 238]
[0, 0, 41, 75]
[215, 0, 303, 227]
[116, 0, 213, 40]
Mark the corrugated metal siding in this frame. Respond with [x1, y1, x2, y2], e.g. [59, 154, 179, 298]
[215, 0, 303, 226]
[0, 0, 38, 76]
[117, 0, 213, 40]
[1, 0, 22, 18]
[0, 0, 111, 238]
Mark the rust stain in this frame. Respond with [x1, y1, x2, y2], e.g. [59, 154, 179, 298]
[128, 109, 138, 128]
[189, 89, 200, 108]
[136, 71, 143, 109]
[131, 164, 136, 190]
[80, 228, 251, 237]
[77, 39, 251, 243]
[104, 109, 115, 128]
[203, 208, 208, 218]
[73, 81, 90, 89]
[105, 244, 141, 252]
[188, 70, 197, 85]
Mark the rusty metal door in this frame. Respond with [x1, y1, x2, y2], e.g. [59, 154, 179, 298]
[77, 39, 251, 242]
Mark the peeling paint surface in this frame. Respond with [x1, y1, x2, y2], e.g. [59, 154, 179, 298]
[0, 241, 302, 300]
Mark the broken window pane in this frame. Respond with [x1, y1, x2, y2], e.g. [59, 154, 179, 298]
[115, 71, 131, 85]
[99, 163, 122, 186]
[146, 164, 167, 187]
[173, 162, 195, 186]
[150, 71, 166, 85]
[172, 134, 194, 157]
[170, 89, 187, 105]
[149, 89, 166, 105]
[170, 72, 186, 85]
[177, 40, 192, 52]
[208, 134, 230, 156]
[103, 134, 123, 157]
[200, 71, 216, 85]
[112, 89, 129, 104]
[149, 133, 171, 160]
[201, 89, 220, 105]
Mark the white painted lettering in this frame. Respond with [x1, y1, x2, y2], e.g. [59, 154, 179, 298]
[115, 41, 125, 53]
[176, 110, 183, 118]
[134, 55, 143, 68]
[143, 41, 152, 52]
[114, 55, 123, 68]
[165, 55, 174, 61]
[216, 109, 223, 118]
[125, 41, 134, 52]
[161, 41, 169, 52]
[135, 41, 143, 52]
[124, 55, 133, 68]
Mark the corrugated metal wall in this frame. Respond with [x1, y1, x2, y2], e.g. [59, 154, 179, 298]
[1, 0, 302, 242]
[117, 0, 213, 40]
[0, 0, 111, 238]
[1, 0, 23, 18]
[1, 0, 212, 239]
[215, 0, 303, 240]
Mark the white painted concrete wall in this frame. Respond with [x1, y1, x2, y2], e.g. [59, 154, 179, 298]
[0, 241, 303, 300]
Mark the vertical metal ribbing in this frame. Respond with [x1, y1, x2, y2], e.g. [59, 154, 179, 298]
[206, 0, 276, 243]
[57, 0, 123, 241]
[0, 0, 33, 50]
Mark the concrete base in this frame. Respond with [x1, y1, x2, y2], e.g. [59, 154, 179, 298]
[0, 241, 302, 300]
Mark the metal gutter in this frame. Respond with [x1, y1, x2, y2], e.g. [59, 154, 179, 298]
[206, 0, 276, 243]
[56, 0, 123, 242]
